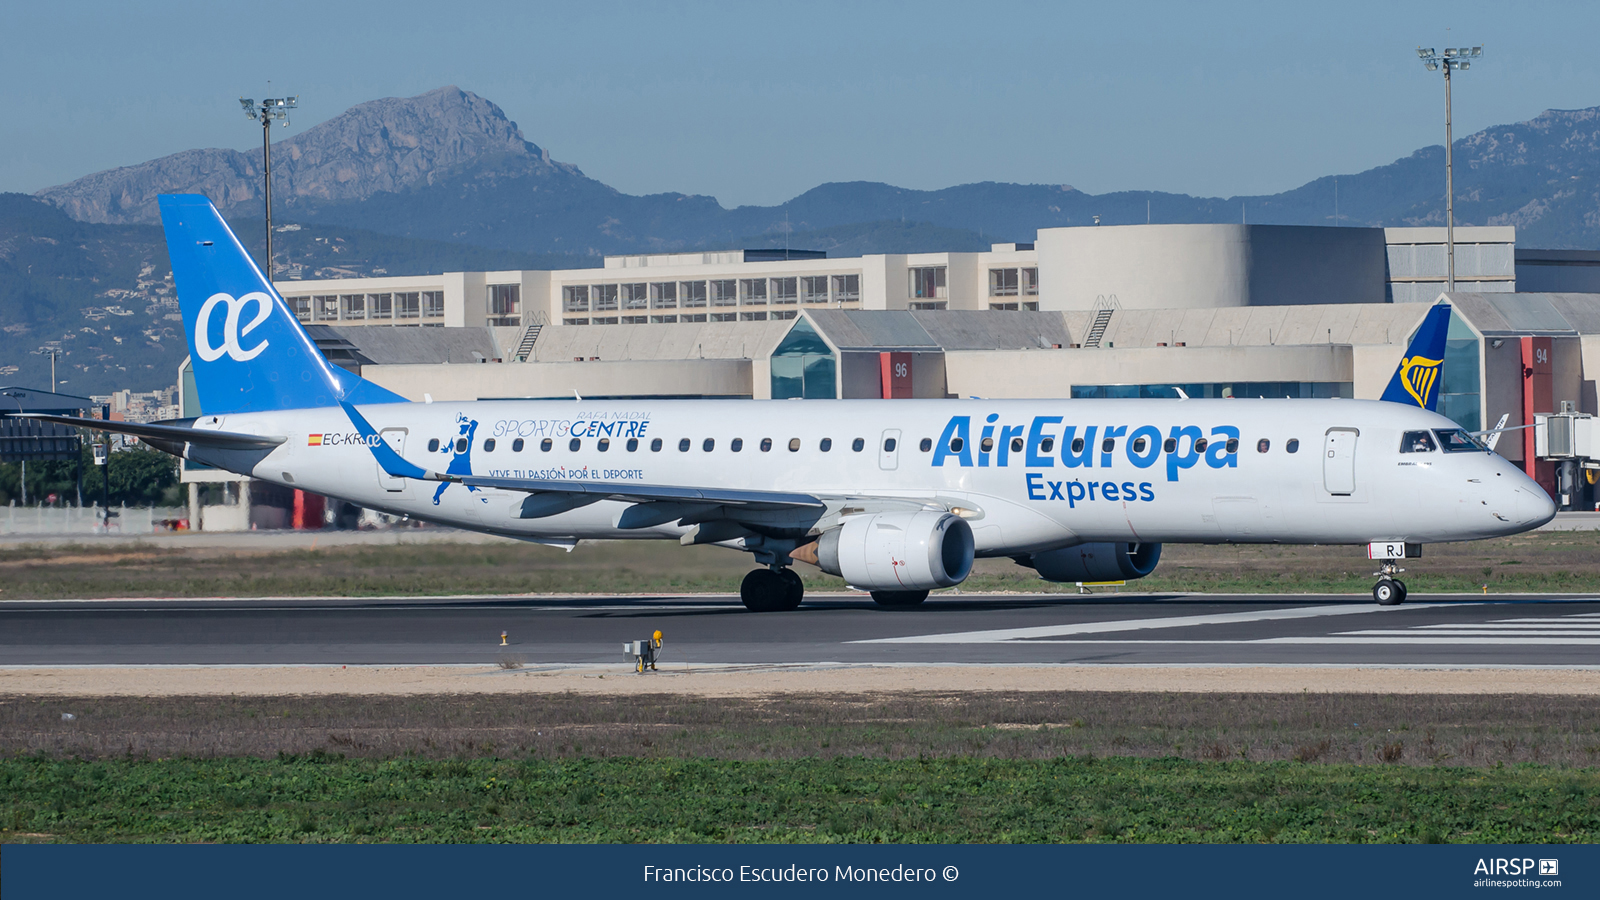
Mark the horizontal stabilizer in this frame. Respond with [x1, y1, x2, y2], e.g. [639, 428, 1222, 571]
[9, 413, 285, 450]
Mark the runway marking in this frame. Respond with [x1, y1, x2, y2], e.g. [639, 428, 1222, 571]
[852, 602, 1463, 644]
[1261, 637, 1600, 646]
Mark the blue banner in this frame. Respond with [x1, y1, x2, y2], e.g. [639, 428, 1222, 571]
[2, 843, 1591, 899]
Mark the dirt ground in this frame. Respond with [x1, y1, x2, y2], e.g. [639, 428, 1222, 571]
[4, 664, 1600, 698]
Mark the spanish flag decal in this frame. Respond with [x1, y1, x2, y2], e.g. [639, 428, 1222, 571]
[307, 434, 324, 446]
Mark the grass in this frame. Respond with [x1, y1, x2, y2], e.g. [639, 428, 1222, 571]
[3, 692, 1600, 843]
[5, 754, 1597, 844]
[2, 529, 1600, 599]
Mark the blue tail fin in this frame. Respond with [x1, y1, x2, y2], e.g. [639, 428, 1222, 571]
[1380, 303, 1451, 410]
[159, 194, 406, 414]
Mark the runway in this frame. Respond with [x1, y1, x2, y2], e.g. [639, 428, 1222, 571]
[4, 592, 1600, 668]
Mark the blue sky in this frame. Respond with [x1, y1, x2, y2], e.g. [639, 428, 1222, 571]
[4, 0, 1598, 207]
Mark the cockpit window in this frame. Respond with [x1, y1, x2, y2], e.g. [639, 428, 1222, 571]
[1400, 430, 1437, 453]
[1434, 428, 1485, 452]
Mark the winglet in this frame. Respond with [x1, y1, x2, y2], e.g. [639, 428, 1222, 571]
[1381, 303, 1452, 410]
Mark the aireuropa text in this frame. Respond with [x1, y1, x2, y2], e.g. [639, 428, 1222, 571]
[641, 865, 943, 883]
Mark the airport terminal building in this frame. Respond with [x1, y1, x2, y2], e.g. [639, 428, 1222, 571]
[177, 222, 1600, 525]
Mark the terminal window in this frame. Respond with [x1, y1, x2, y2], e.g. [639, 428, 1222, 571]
[832, 274, 860, 303]
[740, 278, 767, 305]
[801, 276, 829, 304]
[1072, 382, 1353, 400]
[622, 283, 648, 311]
[563, 285, 590, 313]
[1022, 267, 1039, 295]
[422, 291, 444, 318]
[771, 277, 798, 304]
[340, 294, 365, 320]
[396, 292, 420, 319]
[489, 284, 521, 326]
[287, 296, 312, 321]
[989, 268, 1019, 296]
[711, 279, 738, 307]
[910, 266, 947, 299]
[650, 282, 677, 309]
[369, 293, 393, 320]
[910, 301, 947, 311]
[680, 281, 708, 308]
[592, 284, 619, 312]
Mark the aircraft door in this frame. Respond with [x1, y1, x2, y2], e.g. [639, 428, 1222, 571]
[378, 428, 408, 492]
[879, 429, 902, 470]
[1323, 428, 1358, 496]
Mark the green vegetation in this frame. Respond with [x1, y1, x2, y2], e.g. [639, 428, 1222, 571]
[3, 754, 1596, 844]
[3, 529, 1600, 599]
[0, 446, 181, 508]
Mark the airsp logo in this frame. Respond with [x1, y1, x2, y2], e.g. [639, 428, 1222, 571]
[196, 291, 273, 362]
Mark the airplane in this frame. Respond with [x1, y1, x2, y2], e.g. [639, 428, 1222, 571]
[14, 195, 1558, 611]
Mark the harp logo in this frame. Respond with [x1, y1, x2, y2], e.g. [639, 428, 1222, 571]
[1397, 354, 1442, 407]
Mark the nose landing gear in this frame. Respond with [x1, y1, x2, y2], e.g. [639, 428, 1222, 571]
[1373, 559, 1407, 606]
[740, 566, 805, 612]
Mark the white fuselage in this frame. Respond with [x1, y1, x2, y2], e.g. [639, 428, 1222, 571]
[193, 397, 1554, 553]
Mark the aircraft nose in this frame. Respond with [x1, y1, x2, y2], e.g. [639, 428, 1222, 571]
[1514, 487, 1557, 527]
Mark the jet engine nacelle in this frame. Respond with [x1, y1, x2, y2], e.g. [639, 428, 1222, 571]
[1026, 542, 1162, 583]
[814, 510, 975, 591]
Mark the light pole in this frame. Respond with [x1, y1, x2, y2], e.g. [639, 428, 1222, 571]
[240, 95, 297, 280]
[1416, 45, 1482, 293]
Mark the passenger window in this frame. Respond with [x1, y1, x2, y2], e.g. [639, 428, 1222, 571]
[789, 438, 801, 452]
[1070, 438, 1083, 453]
[1257, 439, 1270, 453]
[1101, 438, 1114, 453]
[1225, 438, 1239, 454]
[455, 438, 468, 453]
[731, 438, 743, 452]
[1010, 437, 1023, 452]
[949, 437, 964, 452]
[703, 438, 715, 452]
[569, 438, 581, 451]
[1401, 431, 1437, 453]
[512, 438, 524, 452]
[597, 438, 610, 452]
[1286, 439, 1300, 454]
[1435, 429, 1484, 452]
[884, 438, 897, 452]
[920, 438, 933, 452]
[679, 438, 691, 452]
[1132, 437, 1147, 453]
[626, 438, 638, 452]
[483, 438, 496, 452]
[820, 438, 833, 451]
[650, 438, 663, 452]
[760, 438, 772, 452]
[1194, 438, 1208, 453]
[1162, 438, 1177, 453]
[980, 437, 995, 453]
[540, 438, 553, 452]
[1041, 438, 1055, 453]
[428, 438, 440, 452]
[851, 438, 865, 452]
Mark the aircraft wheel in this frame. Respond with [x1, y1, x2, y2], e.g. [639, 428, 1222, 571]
[740, 568, 787, 612]
[871, 589, 929, 608]
[1374, 579, 1402, 606]
[777, 568, 805, 610]
[1394, 580, 1408, 604]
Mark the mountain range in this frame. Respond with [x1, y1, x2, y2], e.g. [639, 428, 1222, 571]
[34, 86, 1600, 254]
[9, 85, 1600, 396]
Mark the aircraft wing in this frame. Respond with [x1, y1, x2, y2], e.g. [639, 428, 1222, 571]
[454, 473, 826, 510]
[7, 413, 286, 451]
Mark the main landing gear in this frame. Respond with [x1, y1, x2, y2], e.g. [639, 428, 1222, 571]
[1373, 559, 1408, 606]
[740, 567, 804, 612]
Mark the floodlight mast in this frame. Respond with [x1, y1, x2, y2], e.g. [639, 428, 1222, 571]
[1415, 46, 1482, 293]
[240, 96, 297, 280]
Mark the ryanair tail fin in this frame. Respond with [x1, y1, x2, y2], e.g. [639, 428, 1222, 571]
[159, 194, 405, 415]
[1380, 303, 1452, 411]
